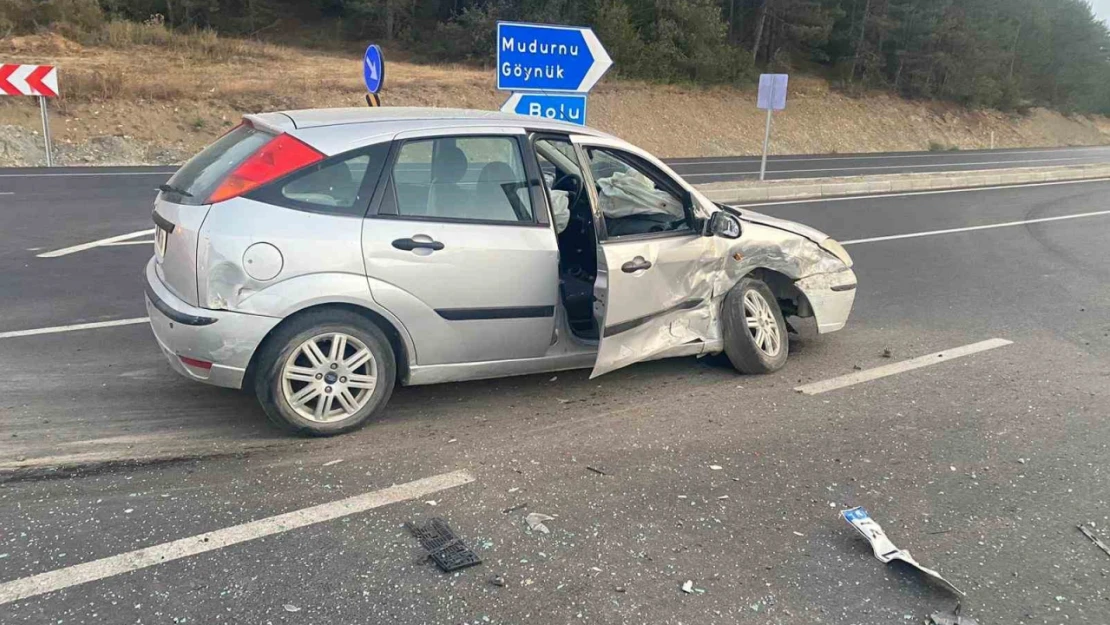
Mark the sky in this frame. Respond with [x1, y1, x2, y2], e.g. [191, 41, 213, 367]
[1092, 0, 1110, 23]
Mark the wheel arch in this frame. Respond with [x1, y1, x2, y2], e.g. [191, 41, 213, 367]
[743, 267, 815, 323]
[242, 302, 413, 392]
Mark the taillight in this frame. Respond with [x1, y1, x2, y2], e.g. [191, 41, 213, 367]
[207, 133, 325, 203]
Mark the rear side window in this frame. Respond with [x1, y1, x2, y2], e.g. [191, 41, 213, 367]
[164, 123, 273, 205]
[248, 143, 390, 216]
[383, 136, 535, 224]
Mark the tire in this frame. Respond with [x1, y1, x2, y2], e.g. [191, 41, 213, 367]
[721, 277, 789, 375]
[254, 310, 396, 436]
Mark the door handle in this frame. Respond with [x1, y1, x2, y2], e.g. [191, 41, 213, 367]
[621, 257, 652, 273]
[392, 237, 445, 252]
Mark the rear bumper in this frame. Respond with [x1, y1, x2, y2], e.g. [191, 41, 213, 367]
[796, 269, 857, 334]
[144, 257, 280, 389]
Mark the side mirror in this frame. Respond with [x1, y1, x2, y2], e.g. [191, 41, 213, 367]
[706, 211, 742, 239]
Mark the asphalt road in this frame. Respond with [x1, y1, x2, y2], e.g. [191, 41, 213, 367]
[2, 171, 1110, 623]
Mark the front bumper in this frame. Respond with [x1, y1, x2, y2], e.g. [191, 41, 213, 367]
[144, 257, 281, 389]
[796, 268, 857, 334]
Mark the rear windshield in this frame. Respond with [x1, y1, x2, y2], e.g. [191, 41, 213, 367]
[163, 123, 273, 205]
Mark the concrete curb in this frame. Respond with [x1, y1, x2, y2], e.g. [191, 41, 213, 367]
[695, 163, 1110, 204]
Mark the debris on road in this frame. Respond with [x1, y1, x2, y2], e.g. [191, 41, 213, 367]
[681, 580, 694, 594]
[526, 513, 556, 534]
[841, 507, 965, 596]
[407, 517, 482, 573]
[709, 465, 723, 471]
[322, 459, 343, 467]
[488, 574, 506, 587]
[930, 607, 979, 625]
[1078, 524, 1110, 558]
[881, 348, 893, 358]
[586, 466, 607, 476]
[283, 604, 301, 613]
[502, 502, 528, 514]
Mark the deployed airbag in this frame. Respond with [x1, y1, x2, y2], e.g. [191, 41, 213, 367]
[597, 171, 684, 220]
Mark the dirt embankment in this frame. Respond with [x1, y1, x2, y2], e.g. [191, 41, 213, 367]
[2, 32, 1109, 166]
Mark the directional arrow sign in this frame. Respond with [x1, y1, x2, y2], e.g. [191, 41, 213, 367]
[502, 93, 588, 126]
[497, 22, 612, 93]
[363, 44, 384, 94]
[0, 64, 58, 97]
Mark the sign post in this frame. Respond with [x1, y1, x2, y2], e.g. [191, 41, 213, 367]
[38, 96, 53, 166]
[1, 64, 59, 166]
[362, 44, 385, 106]
[496, 22, 611, 126]
[757, 74, 788, 181]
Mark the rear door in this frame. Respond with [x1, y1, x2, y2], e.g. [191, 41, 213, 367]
[572, 137, 719, 377]
[152, 122, 274, 305]
[362, 128, 560, 366]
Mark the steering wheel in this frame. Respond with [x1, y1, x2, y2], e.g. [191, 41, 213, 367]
[552, 172, 585, 208]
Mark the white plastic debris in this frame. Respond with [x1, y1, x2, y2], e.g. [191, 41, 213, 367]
[841, 507, 965, 596]
[681, 580, 694, 594]
[709, 465, 723, 471]
[526, 513, 555, 534]
[322, 459, 343, 467]
[283, 604, 301, 613]
[930, 609, 980, 625]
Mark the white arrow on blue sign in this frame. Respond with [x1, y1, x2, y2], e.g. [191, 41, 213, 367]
[363, 44, 384, 94]
[501, 92, 587, 126]
[497, 22, 612, 93]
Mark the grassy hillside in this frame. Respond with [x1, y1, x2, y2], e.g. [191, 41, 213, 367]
[1, 28, 1108, 166]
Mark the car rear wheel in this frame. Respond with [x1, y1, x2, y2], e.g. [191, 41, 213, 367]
[254, 311, 396, 436]
[721, 277, 789, 375]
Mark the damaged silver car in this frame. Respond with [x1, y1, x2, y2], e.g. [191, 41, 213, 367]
[145, 108, 856, 435]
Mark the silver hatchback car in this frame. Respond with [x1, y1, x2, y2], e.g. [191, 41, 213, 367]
[145, 108, 856, 435]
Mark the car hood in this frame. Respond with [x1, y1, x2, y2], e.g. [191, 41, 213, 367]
[735, 208, 830, 244]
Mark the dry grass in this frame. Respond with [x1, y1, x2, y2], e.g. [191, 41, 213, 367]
[0, 31, 1107, 163]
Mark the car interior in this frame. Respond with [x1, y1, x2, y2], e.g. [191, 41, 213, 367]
[534, 138, 600, 341]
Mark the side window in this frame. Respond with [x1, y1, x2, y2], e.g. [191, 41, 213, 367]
[281, 154, 370, 208]
[249, 143, 388, 216]
[584, 147, 691, 238]
[389, 136, 534, 223]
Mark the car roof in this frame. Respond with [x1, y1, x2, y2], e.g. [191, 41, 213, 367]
[250, 107, 610, 137]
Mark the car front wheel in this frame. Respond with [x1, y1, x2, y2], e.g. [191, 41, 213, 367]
[254, 311, 396, 436]
[721, 277, 789, 375]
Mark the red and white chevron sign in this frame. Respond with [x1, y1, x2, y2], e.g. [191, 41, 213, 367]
[0, 64, 59, 97]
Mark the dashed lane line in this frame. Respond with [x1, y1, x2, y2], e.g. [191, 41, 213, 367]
[0, 318, 150, 340]
[794, 338, 1013, 395]
[0, 470, 476, 606]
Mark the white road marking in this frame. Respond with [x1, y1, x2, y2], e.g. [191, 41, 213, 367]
[0, 192, 14, 195]
[0, 318, 150, 340]
[37, 229, 155, 258]
[682, 156, 1093, 178]
[101, 240, 154, 247]
[730, 177, 1110, 208]
[671, 147, 1110, 167]
[0, 171, 175, 178]
[842, 210, 1110, 246]
[0, 470, 475, 606]
[794, 338, 1013, 395]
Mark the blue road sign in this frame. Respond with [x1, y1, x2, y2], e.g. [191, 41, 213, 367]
[758, 74, 788, 111]
[501, 92, 587, 125]
[497, 22, 612, 93]
[363, 44, 384, 94]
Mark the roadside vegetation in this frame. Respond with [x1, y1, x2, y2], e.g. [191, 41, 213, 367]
[0, 0, 1108, 165]
[3, 0, 1110, 115]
